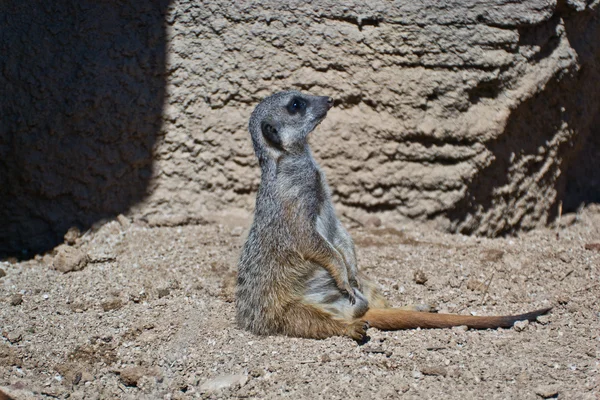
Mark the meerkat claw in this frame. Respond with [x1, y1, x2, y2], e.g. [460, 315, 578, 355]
[345, 286, 356, 304]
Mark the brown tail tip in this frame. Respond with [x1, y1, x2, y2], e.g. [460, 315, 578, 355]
[507, 307, 553, 325]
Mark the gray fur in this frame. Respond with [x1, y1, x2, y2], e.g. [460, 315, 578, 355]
[236, 91, 366, 335]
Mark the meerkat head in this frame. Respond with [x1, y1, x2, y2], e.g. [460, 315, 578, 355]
[248, 90, 333, 163]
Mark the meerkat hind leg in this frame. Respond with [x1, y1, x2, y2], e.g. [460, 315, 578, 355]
[280, 302, 368, 340]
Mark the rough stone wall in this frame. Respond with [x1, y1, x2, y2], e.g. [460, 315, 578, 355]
[2, 0, 599, 256]
[146, 0, 599, 234]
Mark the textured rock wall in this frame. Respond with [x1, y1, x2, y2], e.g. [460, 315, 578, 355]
[2, 0, 599, 256]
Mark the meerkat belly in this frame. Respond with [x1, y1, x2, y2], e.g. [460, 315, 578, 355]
[303, 268, 369, 320]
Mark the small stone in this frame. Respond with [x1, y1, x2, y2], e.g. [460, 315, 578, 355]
[412, 370, 423, 380]
[420, 366, 448, 377]
[64, 227, 81, 245]
[396, 383, 410, 393]
[230, 226, 244, 237]
[3, 330, 23, 344]
[513, 320, 529, 332]
[584, 243, 600, 251]
[363, 346, 385, 354]
[320, 354, 331, 363]
[157, 288, 170, 299]
[130, 290, 147, 304]
[558, 253, 572, 263]
[452, 325, 469, 332]
[53, 246, 89, 273]
[372, 187, 384, 197]
[249, 368, 264, 378]
[117, 214, 131, 228]
[0, 268, 5, 278]
[414, 270, 428, 285]
[199, 374, 248, 393]
[101, 299, 123, 312]
[364, 215, 382, 228]
[80, 371, 94, 384]
[556, 295, 569, 305]
[9, 294, 23, 306]
[585, 349, 597, 358]
[535, 385, 559, 398]
[466, 278, 486, 292]
[536, 315, 550, 325]
[377, 387, 396, 398]
[120, 366, 159, 387]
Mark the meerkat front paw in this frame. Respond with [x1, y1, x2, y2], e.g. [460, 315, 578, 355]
[350, 276, 362, 291]
[345, 320, 369, 342]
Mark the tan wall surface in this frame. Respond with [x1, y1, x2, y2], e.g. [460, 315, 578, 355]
[2, 0, 599, 256]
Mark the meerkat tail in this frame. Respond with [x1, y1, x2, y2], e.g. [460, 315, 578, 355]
[0, 389, 15, 400]
[363, 307, 552, 330]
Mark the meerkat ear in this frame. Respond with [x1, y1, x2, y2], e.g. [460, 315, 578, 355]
[261, 121, 283, 150]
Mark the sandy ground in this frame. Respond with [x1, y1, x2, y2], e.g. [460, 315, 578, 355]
[1, 206, 599, 399]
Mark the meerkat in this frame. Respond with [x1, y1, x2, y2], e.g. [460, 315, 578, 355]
[236, 90, 551, 341]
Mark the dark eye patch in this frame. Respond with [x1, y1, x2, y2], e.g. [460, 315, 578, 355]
[286, 97, 307, 115]
[261, 121, 283, 150]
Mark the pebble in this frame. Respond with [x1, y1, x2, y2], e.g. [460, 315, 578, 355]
[249, 368, 265, 378]
[414, 270, 428, 285]
[120, 366, 160, 387]
[117, 214, 131, 228]
[536, 315, 550, 325]
[101, 299, 123, 312]
[10, 294, 23, 306]
[64, 227, 81, 245]
[52, 246, 90, 273]
[230, 226, 243, 237]
[466, 278, 486, 292]
[420, 366, 448, 377]
[584, 243, 600, 251]
[157, 288, 170, 299]
[0, 268, 5, 278]
[535, 385, 559, 398]
[513, 320, 529, 332]
[452, 325, 469, 332]
[4, 330, 23, 344]
[364, 216, 382, 228]
[199, 374, 248, 393]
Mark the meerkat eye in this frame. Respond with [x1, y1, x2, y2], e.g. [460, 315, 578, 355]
[287, 97, 307, 115]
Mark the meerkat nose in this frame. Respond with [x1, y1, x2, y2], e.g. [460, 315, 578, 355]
[327, 97, 334, 109]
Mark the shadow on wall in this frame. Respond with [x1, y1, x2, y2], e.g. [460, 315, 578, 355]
[560, 6, 600, 212]
[448, 7, 600, 236]
[0, 1, 170, 258]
